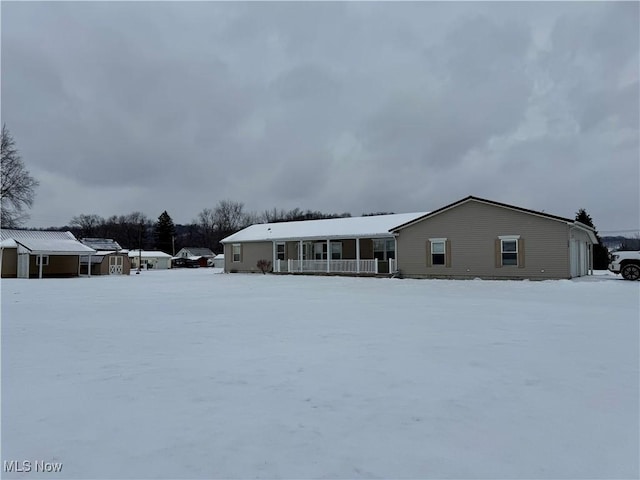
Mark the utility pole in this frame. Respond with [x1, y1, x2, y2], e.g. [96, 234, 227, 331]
[137, 221, 142, 274]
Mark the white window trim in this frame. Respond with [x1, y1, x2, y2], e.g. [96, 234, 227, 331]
[331, 242, 342, 260]
[314, 242, 327, 260]
[276, 242, 285, 261]
[35, 255, 49, 266]
[373, 238, 395, 261]
[232, 244, 241, 263]
[429, 238, 447, 265]
[500, 237, 519, 266]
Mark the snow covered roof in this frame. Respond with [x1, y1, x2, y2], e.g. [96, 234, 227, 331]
[178, 247, 215, 257]
[79, 251, 126, 264]
[79, 255, 105, 264]
[81, 238, 124, 251]
[221, 212, 429, 243]
[1, 238, 18, 248]
[128, 250, 172, 259]
[0, 229, 96, 255]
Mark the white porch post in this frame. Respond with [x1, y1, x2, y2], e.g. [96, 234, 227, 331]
[374, 258, 378, 274]
[356, 238, 360, 274]
[38, 254, 44, 279]
[272, 241, 277, 272]
[88, 255, 92, 277]
[394, 236, 399, 273]
[299, 240, 303, 272]
[78, 256, 81, 276]
[327, 239, 331, 273]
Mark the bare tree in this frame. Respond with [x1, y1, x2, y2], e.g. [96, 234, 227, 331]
[120, 212, 152, 250]
[262, 207, 288, 223]
[196, 207, 217, 248]
[213, 200, 245, 233]
[1, 125, 39, 227]
[242, 210, 261, 227]
[69, 214, 105, 239]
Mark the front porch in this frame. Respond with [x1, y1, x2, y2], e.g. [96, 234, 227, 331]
[271, 237, 397, 275]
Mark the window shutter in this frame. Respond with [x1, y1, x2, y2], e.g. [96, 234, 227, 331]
[518, 238, 525, 268]
[426, 241, 432, 267]
[495, 239, 502, 268]
[445, 240, 452, 268]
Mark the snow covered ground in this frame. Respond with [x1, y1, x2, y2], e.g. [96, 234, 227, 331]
[2, 270, 638, 479]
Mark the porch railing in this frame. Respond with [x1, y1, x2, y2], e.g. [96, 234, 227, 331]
[274, 258, 381, 274]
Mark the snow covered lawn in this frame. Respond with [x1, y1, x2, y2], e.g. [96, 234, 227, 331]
[2, 270, 638, 479]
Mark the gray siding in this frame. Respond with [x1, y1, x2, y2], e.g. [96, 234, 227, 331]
[224, 241, 272, 273]
[396, 200, 572, 279]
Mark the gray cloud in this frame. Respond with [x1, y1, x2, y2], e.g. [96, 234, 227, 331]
[1, 1, 637, 233]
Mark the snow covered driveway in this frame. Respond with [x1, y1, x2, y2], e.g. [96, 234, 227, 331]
[2, 270, 638, 478]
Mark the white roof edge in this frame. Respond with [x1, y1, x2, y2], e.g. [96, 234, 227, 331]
[225, 232, 399, 243]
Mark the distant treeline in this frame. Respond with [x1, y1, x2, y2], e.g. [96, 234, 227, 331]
[39, 200, 381, 255]
[601, 236, 640, 251]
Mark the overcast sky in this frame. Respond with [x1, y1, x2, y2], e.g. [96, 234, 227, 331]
[2, 1, 638, 233]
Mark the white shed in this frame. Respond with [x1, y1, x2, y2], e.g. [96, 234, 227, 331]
[128, 250, 172, 270]
[212, 254, 225, 268]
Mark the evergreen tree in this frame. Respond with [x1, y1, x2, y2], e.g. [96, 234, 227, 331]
[155, 210, 176, 255]
[575, 208, 610, 270]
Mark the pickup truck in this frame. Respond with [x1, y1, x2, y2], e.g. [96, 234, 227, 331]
[608, 251, 640, 280]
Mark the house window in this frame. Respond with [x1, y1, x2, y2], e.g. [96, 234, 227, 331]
[373, 238, 395, 260]
[296, 242, 313, 260]
[276, 243, 285, 261]
[431, 240, 446, 265]
[499, 236, 520, 266]
[232, 244, 241, 262]
[427, 238, 451, 268]
[35, 255, 49, 266]
[331, 242, 342, 260]
[314, 242, 327, 260]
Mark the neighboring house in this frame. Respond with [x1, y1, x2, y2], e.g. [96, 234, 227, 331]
[175, 247, 215, 267]
[0, 229, 96, 279]
[220, 196, 597, 280]
[391, 196, 597, 280]
[128, 250, 172, 270]
[220, 212, 428, 275]
[80, 238, 131, 275]
[211, 253, 225, 268]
